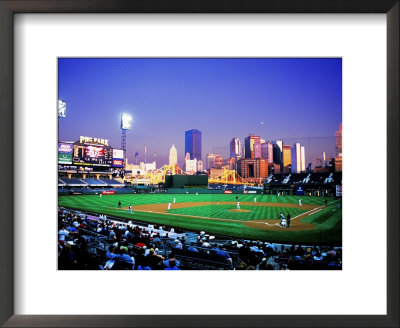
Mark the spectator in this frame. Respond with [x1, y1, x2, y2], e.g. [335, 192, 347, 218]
[58, 225, 72, 243]
[164, 258, 180, 270]
[164, 253, 180, 269]
[58, 244, 77, 269]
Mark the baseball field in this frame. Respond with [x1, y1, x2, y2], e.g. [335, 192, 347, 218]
[58, 193, 342, 245]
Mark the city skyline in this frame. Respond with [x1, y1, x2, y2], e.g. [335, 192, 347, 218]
[58, 58, 342, 168]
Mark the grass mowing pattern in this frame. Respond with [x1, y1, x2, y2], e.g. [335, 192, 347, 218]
[170, 204, 306, 221]
[58, 194, 341, 244]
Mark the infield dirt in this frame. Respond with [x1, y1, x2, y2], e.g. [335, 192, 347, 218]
[117, 201, 320, 231]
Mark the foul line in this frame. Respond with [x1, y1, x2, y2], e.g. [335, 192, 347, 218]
[260, 199, 340, 228]
[290, 199, 340, 221]
[82, 199, 340, 227]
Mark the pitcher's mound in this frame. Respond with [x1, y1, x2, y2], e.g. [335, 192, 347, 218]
[228, 209, 251, 213]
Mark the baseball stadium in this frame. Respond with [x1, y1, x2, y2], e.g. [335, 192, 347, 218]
[57, 58, 342, 270]
[58, 135, 342, 271]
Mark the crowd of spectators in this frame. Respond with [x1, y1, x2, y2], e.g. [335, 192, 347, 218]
[58, 207, 342, 270]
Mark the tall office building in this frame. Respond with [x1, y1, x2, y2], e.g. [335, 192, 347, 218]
[197, 160, 203, 172]
[237, 158, 268, 181]
[230, 138, 242, 158]
[273, 140, 283, 165]
[261, 141, 273, 164]
[291, 143, 302, 173]
[185, 129, 202, 160]
[185, 158, 198, 174]
[335, 123, 343, 172]
[226, 157, 236, 170]
[300, 146, 306, 172]
[169, 144, 177, 165]
[322, 152, 326, 167]
[244, 134, 261, 159]
[282, 145, 292, 172]
[206, 154, 223, 170]
[335, 123, 342, 158]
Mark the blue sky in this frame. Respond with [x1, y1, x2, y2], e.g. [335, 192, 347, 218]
[58, 58, 342, 167]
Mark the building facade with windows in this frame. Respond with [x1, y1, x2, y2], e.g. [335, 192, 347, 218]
[230, 137, 242, 159]
[244, 134, 261, 159]
[185, 129, 202, 160]
[237, 158, 268, 181]
[169, 144, 177, 165]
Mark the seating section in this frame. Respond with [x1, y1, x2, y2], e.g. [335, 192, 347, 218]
[99, 178, 124, 185]
[58, 207, 342, 271]
[324, 173, 334, 184]
[264, 172, 341, 185]
[83, 179, 107, 186]
[290, 173, 308, 184]
[282, 174, 291, 184]
[62, 178, 88, 186]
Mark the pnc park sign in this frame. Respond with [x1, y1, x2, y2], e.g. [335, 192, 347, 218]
[79, 136, 109, 146]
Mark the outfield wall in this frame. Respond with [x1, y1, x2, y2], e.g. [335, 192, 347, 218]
[166, 188, 262, 194]
[58, 188, 134, 196]
[164, 175, 208, 188]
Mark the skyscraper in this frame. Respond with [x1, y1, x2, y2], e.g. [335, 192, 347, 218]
[207, 154, 223, 170]
[197, 160, 203, 172]
[185, 129, 202, 161]
[335, 123, 342, 158]
[273, 140, 283, 165]
[291, 143, 302, 173]
[230, 138, 242, 159]
[261, 141, 273, 164]
[300, 146, 306, 172]
[185, 158, 197, 174]
[244, 134, 261, 159]
[169, 144, 177, 165]
[237, 158, 268, 181]
[335, 123, 343, 172]
[283, 145, 291, 172]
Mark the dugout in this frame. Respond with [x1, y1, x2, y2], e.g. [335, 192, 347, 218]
[165, 175, 208, 188]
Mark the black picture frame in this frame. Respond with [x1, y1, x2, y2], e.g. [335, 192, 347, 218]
[0, 1, 398, 327]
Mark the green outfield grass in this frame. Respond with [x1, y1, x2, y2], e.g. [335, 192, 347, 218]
[169, 204, 307, 221]
[58, 193, 342, 245]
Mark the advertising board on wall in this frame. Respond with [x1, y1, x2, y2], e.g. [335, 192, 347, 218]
[58, 153, 73, 164]
[101, 190, 116, 195]
[296, 185, 304, 196]
[58, 143, 73, 153]
[113, 149, 124, 159]
[58, 143, 73, 164]
[112, 159, 124, 167]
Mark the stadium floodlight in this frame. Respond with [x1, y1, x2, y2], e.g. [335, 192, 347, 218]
[121, 113, 133, 168]
[58, 100, 67, 118]
[121, 113, 132, 130]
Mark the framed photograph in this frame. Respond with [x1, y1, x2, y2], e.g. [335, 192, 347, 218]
[0, 0, 398, 327]
[57, 57, 343, 272]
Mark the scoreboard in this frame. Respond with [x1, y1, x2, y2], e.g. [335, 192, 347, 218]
[73, 145, 113, 167]
[58, 136, 124, 169]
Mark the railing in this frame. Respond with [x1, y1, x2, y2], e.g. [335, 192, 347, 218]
[275, 255, 341, 270]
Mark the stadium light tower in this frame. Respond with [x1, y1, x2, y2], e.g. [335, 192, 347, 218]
[58, 100, 67, 118]
[121, 113, 132, 166]
[58, 100, 67, 140]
